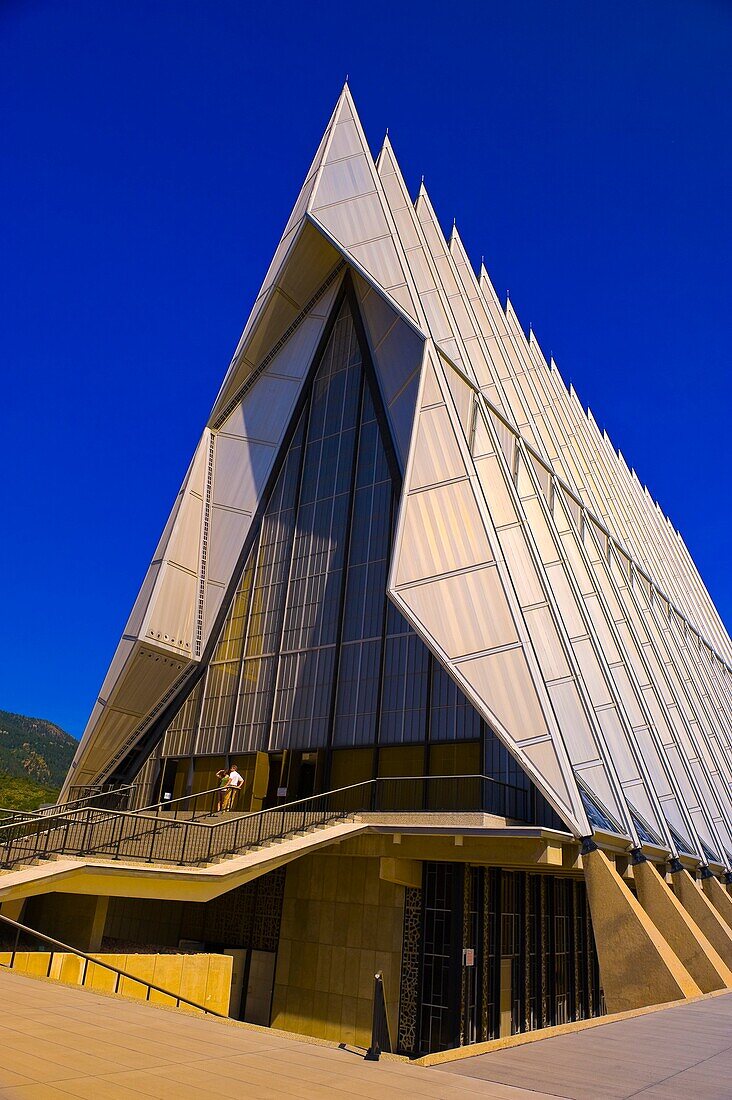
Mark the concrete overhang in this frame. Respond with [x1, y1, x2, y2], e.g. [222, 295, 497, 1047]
[0, 818, 583, 906]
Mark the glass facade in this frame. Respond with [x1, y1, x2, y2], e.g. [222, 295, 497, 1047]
[407, 862, 603, 1055]
[151, 295, 560, 826]
[630, 810, 662, 847]
[579, 787, 622, 835]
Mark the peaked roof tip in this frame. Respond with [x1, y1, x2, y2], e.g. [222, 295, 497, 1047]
[377, 130, 394, 158]
[331, 79, 357, 117]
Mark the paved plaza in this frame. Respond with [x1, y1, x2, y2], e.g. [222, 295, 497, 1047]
[437, 991, 732, 1099]
[0, 968, 545, 1098]
[2, 967, 732, 1098]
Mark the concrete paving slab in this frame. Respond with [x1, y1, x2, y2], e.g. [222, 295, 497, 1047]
[436, 990, 732, 1099]
[0, 969, 553, 1099]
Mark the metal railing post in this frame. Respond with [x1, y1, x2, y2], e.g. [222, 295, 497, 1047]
[147, 814, 160, 863]
[80, 810, 92, 856]
[364, 971, 392, 1061]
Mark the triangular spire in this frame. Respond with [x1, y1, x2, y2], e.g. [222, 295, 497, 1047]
[478, 260, 510, 334]
[306, 86, 420, 324]
[447, 225, 508, 385]
[376, 134, 424, 254]
[212, 85, 429, 426]
[209, 88, 356, 424]
[377, 144, 468, 371]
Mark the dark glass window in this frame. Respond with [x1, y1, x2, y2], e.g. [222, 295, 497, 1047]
[630, 810, 661, 847]
[430, 665, 481, 743]
[420, 862, 459, 1052]
[155, 293, 558, 825]
[701, 839, 720, 865]
[669, 824, 694, 856]
[579, 788, 622, 835]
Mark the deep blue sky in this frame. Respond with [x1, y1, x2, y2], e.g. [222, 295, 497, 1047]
[1, 1, 730, 738]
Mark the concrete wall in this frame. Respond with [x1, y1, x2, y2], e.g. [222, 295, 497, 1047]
[22, 893, 108, 951]
[0, 951, 232, 1015]
[104, 895, 189, 948]
[271, 850, 404, 1046]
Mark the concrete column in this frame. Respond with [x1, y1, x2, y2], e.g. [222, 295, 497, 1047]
[671, 868, 732, 968]
[634, 859, 732, 992]
[87, 895, 109, 952]
[251, 752, 269, 812]
[583, 847, 700, 1013]
[23, 892, 110, 952]
[701, 874, 732, 930]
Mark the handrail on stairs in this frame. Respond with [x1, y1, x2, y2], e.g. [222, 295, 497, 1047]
[135, 782, 235, 818]
[0, 911, 226, 1016]
[0, 782, 229, 837]
[0, 784, 138, 833]
[0, 774, 531, 871]
[0, 807, 47, 824]
[53, 783, 137, 813]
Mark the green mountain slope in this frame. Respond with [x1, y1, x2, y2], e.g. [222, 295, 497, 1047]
[0, 775, 63, 811]
[0, 709, 77, 788]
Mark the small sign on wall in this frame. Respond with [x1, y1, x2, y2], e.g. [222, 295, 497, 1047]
[462, 947, 475, 967]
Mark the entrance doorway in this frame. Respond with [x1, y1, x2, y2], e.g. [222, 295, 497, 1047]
[263, 750, 324, 808]
[292, 751, 319, 799]
[155, 758, 188, 807]
[264, 754, 284, 808]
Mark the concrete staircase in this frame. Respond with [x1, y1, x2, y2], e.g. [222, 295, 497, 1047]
[0, 817, 368, 905]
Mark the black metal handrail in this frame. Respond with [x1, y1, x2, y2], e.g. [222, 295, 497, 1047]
[63, 782, 138, 807]
[0, 912, 225, 1016]
[54, 784, 137, 814]
[136, 782, 232, 818]
[0, 785, 137, 833]
[0, 782, 229, 838]
[0, 786, 144, 863]
[0, 774, 530, 871]
[0, 807, 47, 825]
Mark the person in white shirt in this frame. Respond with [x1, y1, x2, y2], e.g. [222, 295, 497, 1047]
[223, 763, 244, 811]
